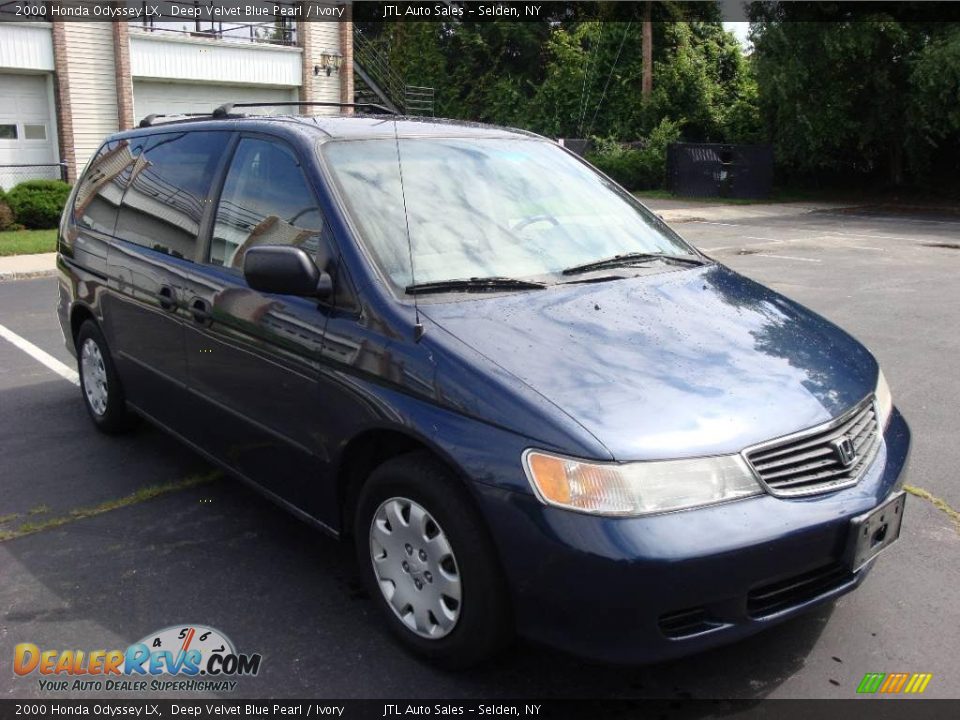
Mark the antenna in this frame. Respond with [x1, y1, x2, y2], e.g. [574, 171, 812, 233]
[392, 118, 424, 342]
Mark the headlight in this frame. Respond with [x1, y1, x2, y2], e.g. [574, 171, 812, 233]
[523, 450, 763, 516]
[875, 368, 893, 429]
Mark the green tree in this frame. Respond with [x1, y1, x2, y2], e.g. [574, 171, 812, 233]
[750, 15, 960, 188]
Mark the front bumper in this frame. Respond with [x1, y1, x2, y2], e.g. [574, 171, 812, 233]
[474, 409, 910, 663]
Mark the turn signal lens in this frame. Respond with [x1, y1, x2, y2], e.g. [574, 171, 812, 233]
[523, 450, 762, 516]
[875, 369, 893, 429]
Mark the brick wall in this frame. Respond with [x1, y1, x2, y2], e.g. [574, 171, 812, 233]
[50, 22, 77, 182]
[113, 22, 134, 130]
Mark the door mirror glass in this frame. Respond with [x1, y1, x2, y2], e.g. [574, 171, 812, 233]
[243, 246, 332, 298]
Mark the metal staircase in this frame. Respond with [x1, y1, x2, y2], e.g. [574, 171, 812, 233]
[353, 29, 435, 116]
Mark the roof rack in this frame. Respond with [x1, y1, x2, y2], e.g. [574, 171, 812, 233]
[138, 112, 211, 128]
[212, 101, 398, 118]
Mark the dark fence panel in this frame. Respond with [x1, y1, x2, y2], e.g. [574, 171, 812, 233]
[0, 163, 69, 191]
[667, 143, 773, 199]
[558, 138, 593, 158]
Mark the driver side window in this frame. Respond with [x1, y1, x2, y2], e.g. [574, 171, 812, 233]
[211, 137, 323, 269]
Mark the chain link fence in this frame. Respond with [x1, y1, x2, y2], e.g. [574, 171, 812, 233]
[0, 163, 69, 192]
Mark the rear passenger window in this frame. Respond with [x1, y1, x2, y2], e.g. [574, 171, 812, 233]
[115, 131, 228, 260]
[210, 137, 323, 269]
[73, 139, 140, 236]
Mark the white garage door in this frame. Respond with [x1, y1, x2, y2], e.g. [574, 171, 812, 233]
[0, 73, 57, 190]
[133, 81, 297, 124]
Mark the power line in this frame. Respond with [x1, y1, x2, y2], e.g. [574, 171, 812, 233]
[585, 21, 633, 139]
[577, 21, 605, 137]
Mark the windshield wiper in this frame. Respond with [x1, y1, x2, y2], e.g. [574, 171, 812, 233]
[405, 277, 547, 295]
[561, 252, 707, 276]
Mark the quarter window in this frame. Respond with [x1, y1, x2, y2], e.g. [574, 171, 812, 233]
[74, 139, 139, 236]
[115, 131, 229, 260]
[210, 137, 323, 269]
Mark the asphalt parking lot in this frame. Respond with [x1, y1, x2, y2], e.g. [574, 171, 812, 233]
[1, 205, 958, 700]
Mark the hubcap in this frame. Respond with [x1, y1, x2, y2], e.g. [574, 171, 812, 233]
[80, 338, 109, 416]
[369, 497, 462, 639]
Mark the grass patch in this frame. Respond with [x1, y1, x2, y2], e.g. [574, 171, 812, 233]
[904, 485, 960, 535]
[28, 504, 51, 516]
[0, 228, 58, 256]
[0, 471, 221, 543]
[0, 513, 21, 525]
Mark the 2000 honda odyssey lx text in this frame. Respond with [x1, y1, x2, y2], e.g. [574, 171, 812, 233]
[57, 110, 910, 667]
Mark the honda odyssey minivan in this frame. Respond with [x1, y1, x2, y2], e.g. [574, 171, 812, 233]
[56, 108, 910, 667]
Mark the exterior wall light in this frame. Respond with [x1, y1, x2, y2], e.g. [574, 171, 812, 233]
[315, 50, 344, 77]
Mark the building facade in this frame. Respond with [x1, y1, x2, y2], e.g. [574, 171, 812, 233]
[0, 15, 353, 188]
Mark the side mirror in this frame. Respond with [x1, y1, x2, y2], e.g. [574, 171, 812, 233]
[243, 246, 332, 299]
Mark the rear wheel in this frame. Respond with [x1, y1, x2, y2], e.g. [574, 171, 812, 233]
[355, 451, 513, 668]
[76, 320, 136, 434]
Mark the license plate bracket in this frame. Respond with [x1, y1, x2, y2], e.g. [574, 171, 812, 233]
[845, 491, 906, 572]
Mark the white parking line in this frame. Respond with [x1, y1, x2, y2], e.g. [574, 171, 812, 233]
[822, 230, 915, 241]
[0, 323, 79, 386]
[753, 253, 821, 263]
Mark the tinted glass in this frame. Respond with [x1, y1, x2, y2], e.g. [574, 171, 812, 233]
[115, 131, 229, 259]
[323, 138, 695, 290]
[23, 124, 46, 140]
[210, 137, 323, 269]
[74, 139, 141, 236]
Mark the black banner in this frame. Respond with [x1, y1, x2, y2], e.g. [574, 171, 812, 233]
[0, 700, 958, 720]
[4, 1, 960, 24]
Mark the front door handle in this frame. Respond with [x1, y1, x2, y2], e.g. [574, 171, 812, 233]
[157, 285, 177, 312]
[190, 297, 212, 325]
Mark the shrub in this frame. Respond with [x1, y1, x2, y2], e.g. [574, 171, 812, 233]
[0, 187, 15, 231]
[0, 201, 15, 231]
[587, 118, 684, 191]
[6, 179, 72, 229]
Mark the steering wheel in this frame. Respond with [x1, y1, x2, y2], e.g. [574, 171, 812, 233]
[511, 214, 560, 233]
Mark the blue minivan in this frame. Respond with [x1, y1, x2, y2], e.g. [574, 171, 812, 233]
[57, 108, 909, 667]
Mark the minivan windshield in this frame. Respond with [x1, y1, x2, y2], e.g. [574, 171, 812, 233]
[322, 137, 699, 292]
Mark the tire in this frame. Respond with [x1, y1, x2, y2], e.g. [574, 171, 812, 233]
[76, 320, 137, 434]
[355, 451, 513, 668]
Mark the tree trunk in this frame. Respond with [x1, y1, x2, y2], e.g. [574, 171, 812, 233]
[641, 2, 653, 100]
[889, 143, 904, 187]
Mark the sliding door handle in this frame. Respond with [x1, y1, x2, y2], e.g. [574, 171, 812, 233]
[190, 297, 212, 325]
[157, 285, 177, 312]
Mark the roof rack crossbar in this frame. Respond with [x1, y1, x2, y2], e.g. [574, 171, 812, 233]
[212, 101, 398, 118]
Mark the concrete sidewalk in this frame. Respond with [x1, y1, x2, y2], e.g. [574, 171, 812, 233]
[640, 197, 856, 224]
[0, 252, 57, 281]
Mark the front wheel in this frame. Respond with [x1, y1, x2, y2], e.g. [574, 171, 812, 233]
[355, 452, 513, 668]
[76, 320, 136, 434]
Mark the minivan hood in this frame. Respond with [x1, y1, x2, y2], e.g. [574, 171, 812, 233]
[422, 265, 877, 460]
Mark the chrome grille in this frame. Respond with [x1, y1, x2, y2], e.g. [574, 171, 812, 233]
[744, 397, 881, 497]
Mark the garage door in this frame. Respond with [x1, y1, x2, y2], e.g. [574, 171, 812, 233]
[133, 82, 297, 124]
[0, 73, 57, 190]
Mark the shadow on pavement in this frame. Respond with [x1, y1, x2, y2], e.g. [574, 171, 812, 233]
[1, 420, 832, 701]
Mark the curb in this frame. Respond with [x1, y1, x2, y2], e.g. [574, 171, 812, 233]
[660, 215, 708, 224]
[0, 269, 57, 281]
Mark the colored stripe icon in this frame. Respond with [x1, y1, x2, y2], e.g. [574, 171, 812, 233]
[857, 672, 933, 694]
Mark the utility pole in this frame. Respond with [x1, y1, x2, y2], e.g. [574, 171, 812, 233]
[641, 1, 653, 100]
